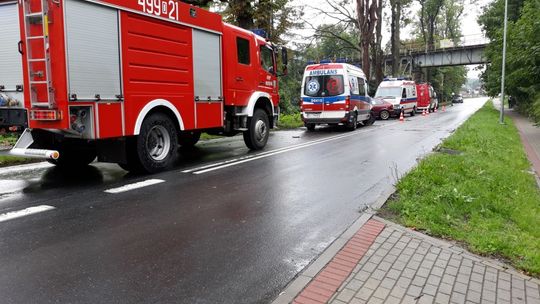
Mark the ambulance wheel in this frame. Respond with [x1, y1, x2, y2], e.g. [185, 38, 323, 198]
[179, 131, 201, 147]
[410, 107, 416, 116]
[126, 113, 178, 173]
[364, 114, 376, 126]
[380, 110, 390, 120]
[347, 114, 358, 131]
[306, 123, 316, 131]
[244, 109, 269, 150]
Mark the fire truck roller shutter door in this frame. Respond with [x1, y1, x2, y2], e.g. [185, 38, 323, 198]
[0, 2, 23, 98]
[192, 29, 222, 102]
[64, 0, 122, 100]
[192, 28, 223, 129]
[133, 99, 185, 135]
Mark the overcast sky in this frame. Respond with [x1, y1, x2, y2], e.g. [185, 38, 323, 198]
[289, 0, 493, 78]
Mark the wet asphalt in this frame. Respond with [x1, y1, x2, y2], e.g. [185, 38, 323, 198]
[0, 98, 486, 304]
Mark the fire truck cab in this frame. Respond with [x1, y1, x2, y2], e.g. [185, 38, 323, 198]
[300, 62, 374, 131]
[8, 0, 287, 173]
[374, 78, 417, 117]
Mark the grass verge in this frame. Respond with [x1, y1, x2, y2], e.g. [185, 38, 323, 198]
[278, 113, 303, 129]
[380, 101, 540, 276]
[0, 133, 34, 167]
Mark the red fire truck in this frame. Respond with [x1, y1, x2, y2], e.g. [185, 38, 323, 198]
[8, 0, 287, 173]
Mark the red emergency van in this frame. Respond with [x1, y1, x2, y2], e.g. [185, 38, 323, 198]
[416, 83, 439, 113]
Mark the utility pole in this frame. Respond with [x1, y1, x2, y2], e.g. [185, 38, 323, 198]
[499, 0, 509, 124]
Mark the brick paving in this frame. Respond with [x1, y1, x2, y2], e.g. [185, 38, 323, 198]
[293, 219, 385, 304]
[325, 217, 540, 304]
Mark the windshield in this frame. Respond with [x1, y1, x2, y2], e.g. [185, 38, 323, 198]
[304, 75, 345, 97]
[375, 87, 401, 98]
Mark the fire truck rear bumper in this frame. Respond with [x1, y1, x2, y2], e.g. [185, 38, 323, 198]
[0, 129, 59, 160]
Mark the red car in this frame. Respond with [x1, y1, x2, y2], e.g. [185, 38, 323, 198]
[370, 98, 394, 120]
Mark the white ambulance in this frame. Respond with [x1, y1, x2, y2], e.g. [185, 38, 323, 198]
[374, 78, 418, 117]
[300, 62, 374, 131]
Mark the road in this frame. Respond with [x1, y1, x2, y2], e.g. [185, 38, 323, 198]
[0, 98, 486, 304]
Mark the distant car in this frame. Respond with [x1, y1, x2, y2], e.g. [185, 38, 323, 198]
[370, 98, 394, 120]
[452, 94, 464, 103]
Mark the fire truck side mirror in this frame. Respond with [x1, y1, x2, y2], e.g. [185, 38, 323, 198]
[281, 48, 288, 66]
[281, 47, 288, 76]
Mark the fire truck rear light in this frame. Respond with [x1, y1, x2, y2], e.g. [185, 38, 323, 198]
[30, 110, 62, 121]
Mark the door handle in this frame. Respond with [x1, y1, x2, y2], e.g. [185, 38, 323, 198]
[236, 77, 244, 82]
[18, 41, 23, 55]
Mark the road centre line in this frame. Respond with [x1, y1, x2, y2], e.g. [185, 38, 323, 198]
[0, 205, 56, 223]
[105, 179, 165, 194]
[184, 122, 399, 174]
[193, 123, 399, 175]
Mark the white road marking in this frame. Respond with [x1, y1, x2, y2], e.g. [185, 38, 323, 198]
[0, 205, 56, 223]
[104, 179, 165, 194]
[183, 123, 399, 174]
[192, 123, 400, 175]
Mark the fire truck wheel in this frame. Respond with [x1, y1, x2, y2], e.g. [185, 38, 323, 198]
[347, 113, 357, 131]
[380, 110, 390, 120]
[243, 109, 269, 150]
[135, 113, 179, 173]
[305, 123, 316, 131]
[179, 131, 201, 147]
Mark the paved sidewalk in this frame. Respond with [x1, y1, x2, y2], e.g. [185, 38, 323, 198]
[276, 216, 540, 304]
[506, 109, 540, 177]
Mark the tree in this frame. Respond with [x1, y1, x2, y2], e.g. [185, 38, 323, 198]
[356, 0, 379, 80]
[389, 0, 412, 76]
[417, 0, 445, 51]
[219, 0, 302, 43]
[479, 0, 540, 122]
[372, 0, 385, 84]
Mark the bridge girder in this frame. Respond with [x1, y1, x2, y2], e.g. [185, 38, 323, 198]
[412, 45, 488, 67]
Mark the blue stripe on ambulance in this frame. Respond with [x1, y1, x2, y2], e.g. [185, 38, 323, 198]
[400, 97, 417, 104]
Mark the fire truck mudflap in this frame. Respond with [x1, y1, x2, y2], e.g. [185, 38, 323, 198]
[12, 0, 287, 173]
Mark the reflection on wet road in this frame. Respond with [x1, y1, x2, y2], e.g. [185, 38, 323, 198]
[0, 98, 486, 303]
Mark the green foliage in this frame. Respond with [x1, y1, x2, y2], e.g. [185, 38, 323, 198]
[428, 66, 468, 103]
[218, 0, 301, 43]
[277, 113, 303, 129]
[479, 0, 540, 123]
[383, 102, 540, 276]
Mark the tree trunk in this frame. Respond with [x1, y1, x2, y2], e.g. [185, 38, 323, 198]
[374, 0, 384, 84]
[357, 0, 378, 81]
[390, 0, 401, 76]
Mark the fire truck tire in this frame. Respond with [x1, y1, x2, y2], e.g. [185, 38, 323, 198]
[306, 123, 316, 131]
[243, 108, 269, 150]
[130, 113, 179, 173]
[347, 113, 358, 131]
[179, 131, 201, 147]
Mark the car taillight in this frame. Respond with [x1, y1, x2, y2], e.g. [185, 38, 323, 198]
[345, 96, 351, 110]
